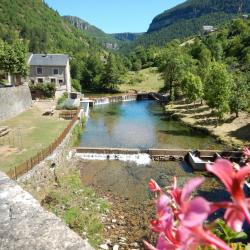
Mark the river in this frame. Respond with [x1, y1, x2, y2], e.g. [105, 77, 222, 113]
[80, 100, 222, 149]
[77, 100, 226, 248]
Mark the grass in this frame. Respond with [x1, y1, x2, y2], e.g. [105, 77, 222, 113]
[119, 67, 164, 93]
[0, 106, 69, 172]
[40, 170, 109, 248]
[68, 118, 86, 147]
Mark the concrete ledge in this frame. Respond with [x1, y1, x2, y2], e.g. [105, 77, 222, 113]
[75, 147, 140, 155]
[75, 147, 238, 157]
[0, 172, 93, 250]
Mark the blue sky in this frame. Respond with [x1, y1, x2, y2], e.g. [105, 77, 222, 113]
[45, 0, 185, 33]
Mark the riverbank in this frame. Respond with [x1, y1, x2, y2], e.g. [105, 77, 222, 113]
[165, 101, 250, 148]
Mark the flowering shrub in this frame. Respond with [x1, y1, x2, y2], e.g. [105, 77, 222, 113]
[145, 148, 250, 250]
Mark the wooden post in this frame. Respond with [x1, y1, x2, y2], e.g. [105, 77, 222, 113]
[14, 166, 17, 180]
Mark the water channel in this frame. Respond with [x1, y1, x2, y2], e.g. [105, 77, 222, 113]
[77, 100, 227, 247]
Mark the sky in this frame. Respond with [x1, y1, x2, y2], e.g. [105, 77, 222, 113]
[45, 0, 185, 33]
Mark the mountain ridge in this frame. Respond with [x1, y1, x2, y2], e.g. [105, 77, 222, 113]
[129, 0, 250, 48]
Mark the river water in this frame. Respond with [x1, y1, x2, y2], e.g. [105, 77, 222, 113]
[80, 100, 222, 149]
[78, 100, 227, 247]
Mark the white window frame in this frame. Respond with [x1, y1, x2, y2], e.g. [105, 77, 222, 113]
[53, 68, 59, 75]
[36, 67, 43, 75]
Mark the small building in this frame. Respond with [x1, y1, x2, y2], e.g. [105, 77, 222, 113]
[28, 54, 71, 92]
[242, 14, 249, 19]
[203, 25, 216, 34]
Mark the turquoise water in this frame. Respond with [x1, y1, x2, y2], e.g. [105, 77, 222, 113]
[80, 100, 222, 150]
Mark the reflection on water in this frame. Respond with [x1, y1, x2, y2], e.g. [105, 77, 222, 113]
[80, 100, 223, 149]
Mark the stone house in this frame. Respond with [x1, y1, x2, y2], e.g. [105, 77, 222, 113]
[28, 54, 71, 92]
[202, 25, 216, 34]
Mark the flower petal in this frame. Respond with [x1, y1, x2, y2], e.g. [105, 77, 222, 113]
[149, 179, 162, 193]
[181, 177, 205, 202]
[224, 207, 245, 232]
[206, 159, 234, 193]
[181, 197, 210, 228]
[157, 195, 170, 215]
[156, 233, 176, 250]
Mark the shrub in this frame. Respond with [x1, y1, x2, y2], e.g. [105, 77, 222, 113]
[30, 83, 56, 98]
[57, 92, 68, 106]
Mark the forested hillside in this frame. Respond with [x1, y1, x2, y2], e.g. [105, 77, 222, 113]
[133, 0, 250, 47]
[0, 0, 101, 53]
[156, 17, 250, 118]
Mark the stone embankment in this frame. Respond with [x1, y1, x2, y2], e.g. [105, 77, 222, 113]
[0, 171, 93, 250]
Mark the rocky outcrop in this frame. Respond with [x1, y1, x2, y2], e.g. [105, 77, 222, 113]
[0, 171, 93, 250]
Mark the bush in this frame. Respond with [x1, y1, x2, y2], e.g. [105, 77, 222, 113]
[30, 83, 56, 98]
[71, 79, 82, 93]
[57, 92, 68, 106]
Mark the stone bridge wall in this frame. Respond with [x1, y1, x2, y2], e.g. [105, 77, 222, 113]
[0, 85, 32, 121]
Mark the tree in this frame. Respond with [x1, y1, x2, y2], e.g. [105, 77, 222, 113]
[204, 62, 232, 119]
[0, 39, 28, 76]
[159, 46, 195, 101]
[182, 72, 203, 104]
[229, 73, 249, 117]
[101, 53, 121, 90]
[80, 54, 103, 90]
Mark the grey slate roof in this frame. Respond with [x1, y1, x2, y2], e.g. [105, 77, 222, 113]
[28, 54, 69, 66]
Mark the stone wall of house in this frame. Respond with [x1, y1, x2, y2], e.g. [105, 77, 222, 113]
[0, 171, 93, 250]
[0, 85, 32, 121]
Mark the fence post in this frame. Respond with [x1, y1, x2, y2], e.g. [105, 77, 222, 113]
[14, 166, 17, 180]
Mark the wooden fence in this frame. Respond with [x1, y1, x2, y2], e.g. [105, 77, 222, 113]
[6, 109, 80, 180]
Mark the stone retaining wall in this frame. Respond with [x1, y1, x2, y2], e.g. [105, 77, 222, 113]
[0, 171, 93, 250]
[0, 86, 32, 121]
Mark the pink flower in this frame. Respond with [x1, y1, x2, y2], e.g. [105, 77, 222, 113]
[149, 179, 162, 193]
[207, 159, 250, 232]
[243, 147, 250, 159]
[146, 178, 231, 250]
[168, 176, 205, 215]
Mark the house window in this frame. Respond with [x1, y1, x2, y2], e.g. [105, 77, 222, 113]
[38, 78, 44, 83]
[53, 68, 59, 75]
[59, 79, 64, 85]
[50, 78, 56, 83]
[36, 67, 43, 75]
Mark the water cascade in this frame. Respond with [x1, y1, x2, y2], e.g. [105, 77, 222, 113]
[94, 97, 110, 105]
[75, 152, 151, 165]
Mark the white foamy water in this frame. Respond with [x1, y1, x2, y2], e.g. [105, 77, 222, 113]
[94, 98, 110, 105]
[75, 153, 151, 165]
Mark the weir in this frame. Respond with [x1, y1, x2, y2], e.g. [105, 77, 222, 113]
[74, 147, 240, 163]
[89, 92, 168, 106]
